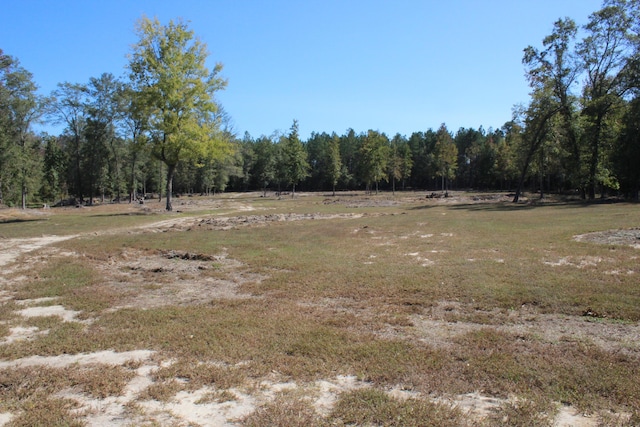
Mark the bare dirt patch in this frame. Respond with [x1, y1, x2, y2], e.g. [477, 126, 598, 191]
[164, 212, 366, 232]
[574, 228, 640, 248]
[0, 235, 77, 269]
[94, 247, 262, 309]
[413, 301, 640, 358]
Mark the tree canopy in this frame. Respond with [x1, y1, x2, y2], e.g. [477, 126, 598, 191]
[2, 1, 640, 208]
[128, 16, 230, 210]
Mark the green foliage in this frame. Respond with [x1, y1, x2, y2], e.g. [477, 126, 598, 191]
[387, 133, 412, 193]
[279, 119, 309, 195]
[4, 2, 640, 204]
[306, 131, 343, 192]
[329, 388, 467, 427]
[359, 129, 390, 193]
[250, 135, 278, 194]
[432, 124, 458, 191]
[40, 135, 67, 203]
[0, 51, 46, 208]
[128, 16, 231, 210]
[613, 98, 640, 198]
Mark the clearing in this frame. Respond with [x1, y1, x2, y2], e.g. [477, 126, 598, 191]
[0, 192, 639, 426]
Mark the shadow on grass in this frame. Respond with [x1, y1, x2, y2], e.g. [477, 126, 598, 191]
[87, 211, 157, 218]
[412, 198, 636, 212]
[0, 218, 50, 224]
[408, 201, 536, 212]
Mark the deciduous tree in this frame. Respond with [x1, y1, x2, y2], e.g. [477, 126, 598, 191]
[49, 82, 88, 203]
[128, 16, 230, 210]
[578, 1, 634, 198]
[432, 124, 458, 194]
[0, 53, 46, 208]
[359, 130, 389, 194]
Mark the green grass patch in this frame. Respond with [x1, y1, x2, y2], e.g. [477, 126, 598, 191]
[328, 388, 467, 427]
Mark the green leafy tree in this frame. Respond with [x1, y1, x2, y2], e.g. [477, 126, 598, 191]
[388, 133, 411, 194]
[82, 114, 110, 204]
[524, 17, 584, 195]
[231, 132, 255, 192]
[432, 124, 458, 194]
[512, 89, 561, 202]
[49, 82, 88, 203]
[306, 131, 342, 193]
[359, 130, 389, 194]
[577, 1, 634, 198]
[338, 129, 360, 189]
[280, 120, 309, 197]
[327, 133, 342, 195]
[407, 130, 437, 189]
[128, 16, 230, 210]
[305, 131, 330, 190]
[82, 73, 125, 204]
[251, 135, 277, 196]
[0, 53, 46, 208]
[40, 134, 67, 204]
[613, 98, 640, 198]
[398, 138, 413, 190]
[0, 49, 13, 204]
[120, 83, 150, 202]
[86, 73, 126, 201]
[493, 127, 519, 190]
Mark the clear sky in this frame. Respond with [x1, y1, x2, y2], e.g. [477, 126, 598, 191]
[1, 0, 603, 140]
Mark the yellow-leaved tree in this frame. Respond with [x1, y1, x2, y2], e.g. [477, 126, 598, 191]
[128, 16, 231, 211]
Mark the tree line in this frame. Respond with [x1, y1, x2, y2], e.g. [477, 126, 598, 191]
[1, 0, 639, 210]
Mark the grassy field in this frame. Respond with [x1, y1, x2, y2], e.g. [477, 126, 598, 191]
[0, 191, 639, 426]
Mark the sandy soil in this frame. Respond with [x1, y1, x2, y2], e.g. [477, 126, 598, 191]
[0, 195, 637, 426]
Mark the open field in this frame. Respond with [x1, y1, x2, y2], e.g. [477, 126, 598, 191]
[1, 191, 639, 426]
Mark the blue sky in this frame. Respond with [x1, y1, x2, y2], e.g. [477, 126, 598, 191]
[1, 0, 603, 139]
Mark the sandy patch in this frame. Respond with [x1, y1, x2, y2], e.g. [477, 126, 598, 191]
[313, 375, 364, 416]
[137, 388, 255, 427]
[0, 413, 13, 425]
[555, 407, 598, 427]
[0, 235, 77, 268]
[0, 326, 44, 345]
[574, 228, 640, 248]
[93, 248, 262, 309]
[17, 304, 81, 322]
[0, 349, 155, 369]
[542, 255, 611, 268]
[412, 301, 640, 357]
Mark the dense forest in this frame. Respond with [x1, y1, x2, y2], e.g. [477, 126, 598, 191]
[1, 0, 639, 210]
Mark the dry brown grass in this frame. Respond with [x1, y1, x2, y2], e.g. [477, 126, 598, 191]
[1, 192, 639, 425]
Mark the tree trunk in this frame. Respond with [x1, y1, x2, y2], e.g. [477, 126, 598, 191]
[129, 154, 137, 203]
[74, 133, 84, 204]
[21, 180, 26, 210]
[109, 138, 121, 203]
[539, 147, 545, 200]
[587, 114, 604, 200]
[88, 175, 94, 206]
[513, 107, 560, 202]
[165, 163, 176, 211]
